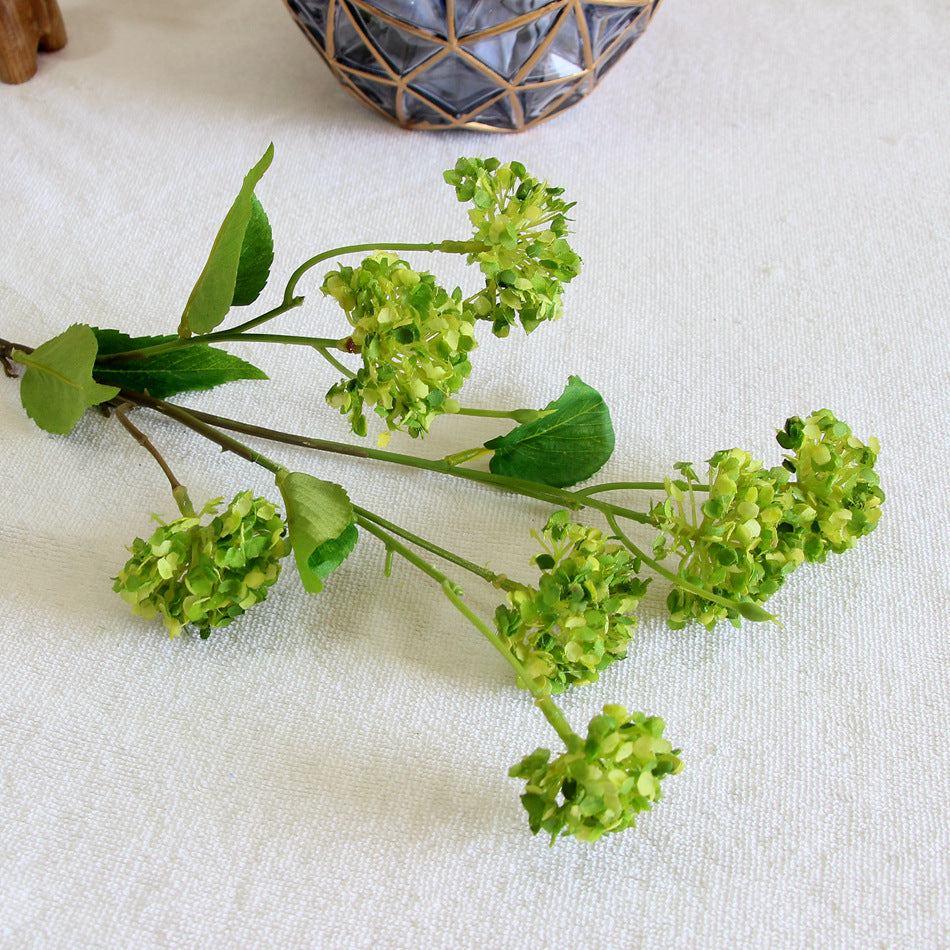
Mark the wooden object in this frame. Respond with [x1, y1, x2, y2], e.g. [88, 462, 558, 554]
[0, 0, 67, 84]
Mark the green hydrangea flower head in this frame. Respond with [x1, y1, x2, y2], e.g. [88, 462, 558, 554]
[444, 157, 581, 336]
[510, 705, 683, 843]
[651, 451, 804, 630]
[777, 409, 884, 561]
[113, 492, 289, 638]
[323, 253, 477, 438]
[495, 511, 648, 694]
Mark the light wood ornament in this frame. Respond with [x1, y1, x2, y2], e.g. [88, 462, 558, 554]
[0, 0, 67, 84]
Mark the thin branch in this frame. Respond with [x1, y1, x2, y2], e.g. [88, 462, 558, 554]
[113, 403, 184, 494]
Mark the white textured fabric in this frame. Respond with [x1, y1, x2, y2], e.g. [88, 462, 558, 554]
[1, 1, 948, 947]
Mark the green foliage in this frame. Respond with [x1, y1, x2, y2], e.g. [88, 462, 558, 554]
[178, 144, 274, 337]
[322, 253, 476, 437]
[14, 324, 120, 434]
[92, 329, 267, 399]
[510, 705, 682, 844]
[485, 376, 614, 487]
[3, 146, 889, 847]
[113, 491, 288, 638]
[231, 195, 274, 307]
[444, 157, 581, 336]
[276, 470, 357, 592]
[778, 409, 884, 560]
[496, 511, 648, 694]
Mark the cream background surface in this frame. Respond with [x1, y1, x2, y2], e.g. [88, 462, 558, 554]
[1, 1, 948, 947]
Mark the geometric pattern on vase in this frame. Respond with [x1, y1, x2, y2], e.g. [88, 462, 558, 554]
[282, 0, 663, 131]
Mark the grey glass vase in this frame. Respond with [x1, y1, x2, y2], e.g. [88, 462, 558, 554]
[282, 0, 662, 131]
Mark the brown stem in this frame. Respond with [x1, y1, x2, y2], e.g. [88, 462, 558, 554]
[0, 336, 32, 377]
[113, 402, 185, 495]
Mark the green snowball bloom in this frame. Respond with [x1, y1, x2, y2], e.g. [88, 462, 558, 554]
[444, 157, 581, 336]
[653, 412, 883, 629]
[113, 492, 289, 638]
[510, 705, 682, 844]
[651, 450, 804, 630]
[777, 409, 884, 561]
[496, 511, 649, 694]
[323, 253, 477, 438]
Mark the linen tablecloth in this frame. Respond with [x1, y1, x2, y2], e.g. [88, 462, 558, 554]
[2, 1, 948, 947]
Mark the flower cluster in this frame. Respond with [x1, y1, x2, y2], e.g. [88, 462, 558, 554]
[444, 157, 582, 336]
[113, 492, 289, 638]
[495, 511, 649, 694]
[651, 450, 804, 630]
[651, 411, 883, 629]
[777, 409, 884, 561]
[509, 705, 683, 843]
[323, 254, 477, 438]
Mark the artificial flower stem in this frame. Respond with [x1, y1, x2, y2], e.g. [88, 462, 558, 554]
[455, 407, 549, 423]
[176, 403, 653, 525]
[96, 236, 490, 363]
[172, 406, 577, 509]
[355, 515, 459, 593]
[573, 480, 711, 496]
[94, 328, 340, 364]
[202, 332, 342, 348]
[604, 512, 778, 623]
[315, 346, 356, 380]
[121, 390, 284, 477]
[120, 391, 528, 614]
[112, 403, 195, 516]
[353, 513, 578, 748]
[354, 506, 520, 592]
[279, 239, 489, 312]
[438, 580, 577, 748]
[443, 446, 493, 467]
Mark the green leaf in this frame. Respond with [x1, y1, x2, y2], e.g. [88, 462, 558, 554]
[92, 328, 267, 399]
[276, 470, 357, 593]
[231, 194, 274, 308]
[14, 324, 120, 434]
[178, 143, 275, 338]
[485, 376, 614, 487]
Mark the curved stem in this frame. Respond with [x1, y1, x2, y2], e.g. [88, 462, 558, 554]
[316, 346, 356, 379]
[278, 238, 487, 316]
[95, 237, 489, 364]
[582, 496, 651, 525]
